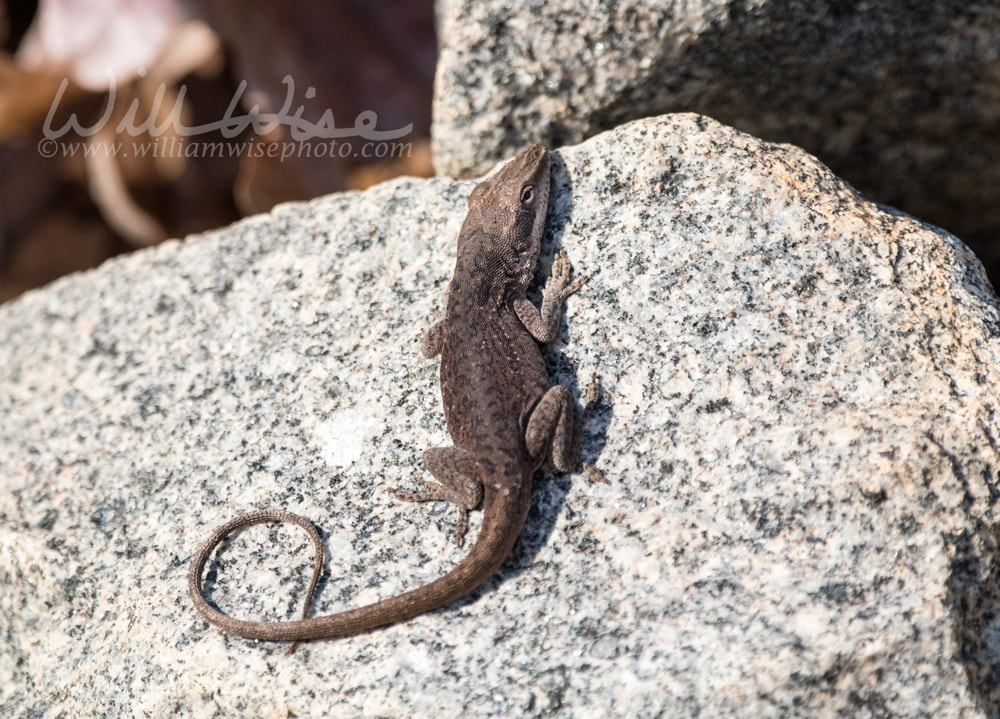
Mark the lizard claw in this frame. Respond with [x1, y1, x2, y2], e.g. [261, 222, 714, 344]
[454, 509, 469, 547]
[583, 462, 609, 484]
[560, 275, 588, 301]
[575, 372, 606, 483]
[549, 250, 587, 302]
[389, 483, 471, 546]
[551, 250, 573, 283]
[388, 480, 440, 503]
[584, 372, 601, 405]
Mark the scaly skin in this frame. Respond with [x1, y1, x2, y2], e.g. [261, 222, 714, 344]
[188, 144, 587, 641]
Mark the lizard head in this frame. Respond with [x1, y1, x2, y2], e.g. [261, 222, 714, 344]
[459, 143, 551, 294]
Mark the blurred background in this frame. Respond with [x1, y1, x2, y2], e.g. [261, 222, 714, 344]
[2, 1, 997, 306]
[0, 0, 436, 303]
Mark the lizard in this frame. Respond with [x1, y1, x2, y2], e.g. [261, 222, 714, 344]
[188, 143, 591, 642]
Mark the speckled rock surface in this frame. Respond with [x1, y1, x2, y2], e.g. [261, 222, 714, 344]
[432, 0, 1000, 269]
[3, 114, 1000, 717]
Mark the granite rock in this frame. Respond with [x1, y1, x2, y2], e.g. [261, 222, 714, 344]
[3, 114, 1000, 717]
[432, 0, 1000, 270]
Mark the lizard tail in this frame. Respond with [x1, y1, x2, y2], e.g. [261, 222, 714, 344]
[188, 489, 530, 642]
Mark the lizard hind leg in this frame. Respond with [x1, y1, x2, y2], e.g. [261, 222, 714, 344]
[388, 446, 483, 545]
[524, 384, 578, 473]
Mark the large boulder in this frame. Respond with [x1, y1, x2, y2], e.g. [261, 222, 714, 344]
[433, 1, 1000, 273]
[2, 115, 999, 717]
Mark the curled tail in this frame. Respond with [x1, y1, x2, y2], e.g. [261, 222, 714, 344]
[188, 489, 529, 642]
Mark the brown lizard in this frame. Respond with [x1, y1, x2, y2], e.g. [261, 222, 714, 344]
[188, 143, 590, 641]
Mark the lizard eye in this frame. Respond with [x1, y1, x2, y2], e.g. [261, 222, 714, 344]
[519, 184, 535, 205]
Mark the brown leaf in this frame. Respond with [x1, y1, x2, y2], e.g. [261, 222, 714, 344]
[188, 0, 435, 209]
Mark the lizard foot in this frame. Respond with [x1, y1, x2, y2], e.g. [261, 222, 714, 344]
[577, 371, 607, 483]
[584, 372, 601, 406]
[388, 482, 472, 546]
[388, 479, 445, 504]
[549, 250, 587, 302]
[583, 462, 609, 484]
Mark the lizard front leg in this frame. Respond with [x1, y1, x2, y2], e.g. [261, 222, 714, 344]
[513, 251, 586, 343]
[422, 320, 446, 358]
[389, 447, 482, 545]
